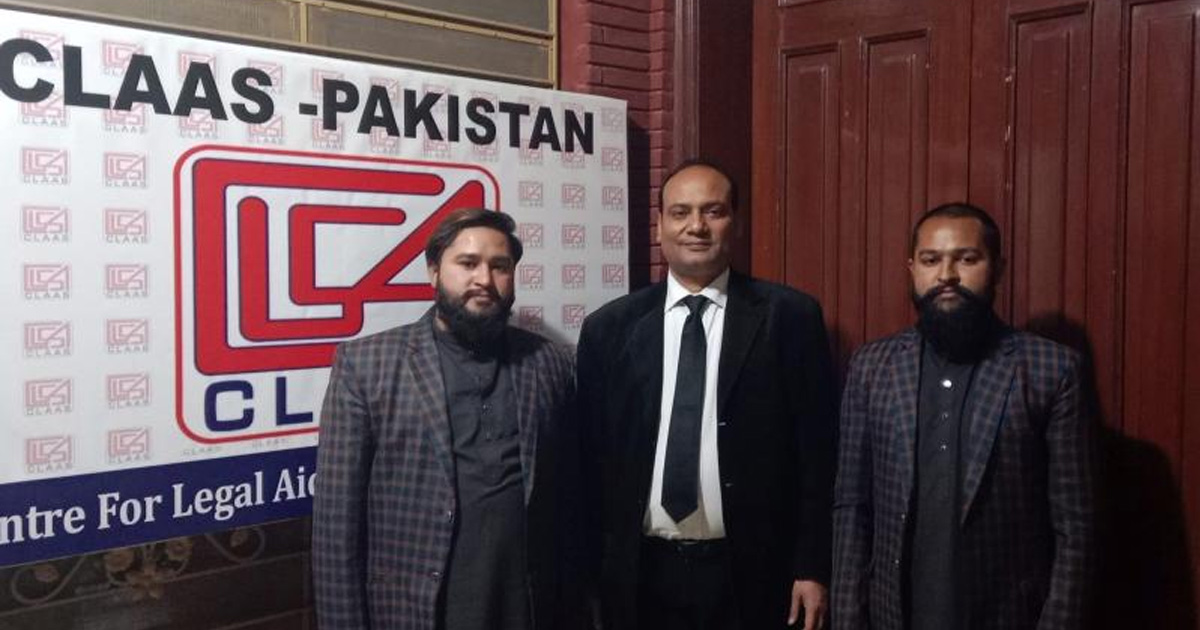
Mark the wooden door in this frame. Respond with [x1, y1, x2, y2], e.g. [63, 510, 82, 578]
[967, 1, 1200, 622]
[1109, 1, 1200, 625]
[751, 0, 972, 360]
[752, 0, 1200, 626]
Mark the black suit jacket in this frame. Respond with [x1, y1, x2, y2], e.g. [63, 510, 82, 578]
[576, 271, 838, 629]
[313, 312, 580, 630]
[831, 328, 1098, 630]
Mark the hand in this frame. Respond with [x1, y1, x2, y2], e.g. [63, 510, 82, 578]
[787, 579, 828, 629]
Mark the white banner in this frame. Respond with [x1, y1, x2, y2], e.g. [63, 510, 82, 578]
[0, 7, 627, 565]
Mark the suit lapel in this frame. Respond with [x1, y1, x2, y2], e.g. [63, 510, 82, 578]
[509, 336, 540, 504]
[960, 332, 1018, 524]
[891, 329, 922, 510]
[405, 313, 455, 489]
[619, 285, 666, 485]
[717, 272, 766, 417]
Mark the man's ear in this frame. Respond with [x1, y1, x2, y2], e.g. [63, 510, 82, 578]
[427, 263, 439, 286]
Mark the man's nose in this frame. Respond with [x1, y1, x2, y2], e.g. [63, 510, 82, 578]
[473, 265, 494, 286]
[937, 260, 959, 284]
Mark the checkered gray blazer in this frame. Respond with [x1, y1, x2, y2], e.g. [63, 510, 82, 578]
[312, 310, 578, 630]
[832, 328, 1097, 630]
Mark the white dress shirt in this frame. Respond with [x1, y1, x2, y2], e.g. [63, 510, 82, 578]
[643, 268, 729, 540]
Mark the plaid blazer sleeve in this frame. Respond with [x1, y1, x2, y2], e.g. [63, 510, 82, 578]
[313, 344, 374, 630]
[832, 344, 878, 630]
[1036, 350, 1098, 630]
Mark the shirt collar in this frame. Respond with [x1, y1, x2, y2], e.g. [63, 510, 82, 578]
[664, 267, 730, 313]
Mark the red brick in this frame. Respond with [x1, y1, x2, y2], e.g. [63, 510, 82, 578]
[646, 130, 672, 150]
[650, 30, 673, 52]
[649, 10, 671, 32]
[648, 124, 676, 140]
[648, 110, 671, 129]
[649, 71, 671, 91]
[649, 91, 672, 110]
[627, 110, 650, 128]
[588, 4, 648, 31]
[590, 44, 650, 70]
[601, 67, 651, 90]
[595, 0, 654, 11]
[589, 86, 650, 110]
[601, 26, 651, 51]
[649, 50, 670, 72]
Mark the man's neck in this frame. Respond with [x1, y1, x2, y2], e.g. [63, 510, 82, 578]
[669, 267, 729, 293]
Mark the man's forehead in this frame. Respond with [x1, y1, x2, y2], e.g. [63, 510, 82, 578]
[915, 217, 986, 245]
[665, 166, 730, 195]
[440, 227, 512, 261]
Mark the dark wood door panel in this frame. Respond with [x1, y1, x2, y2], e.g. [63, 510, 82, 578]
[863, 35, 931, 342]
[781, 50, 840, 304]
[1008, 11, 1092, 328]
[754, 0, 970, 360]
[1123, 0, 1198, 463]
[1112, 3, 1200, 626]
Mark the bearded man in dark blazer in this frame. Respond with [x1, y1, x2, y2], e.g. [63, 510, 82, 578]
[313, 208, 578, 630]
[832, 203, 1098, 630]
[577, 160, 838, 630]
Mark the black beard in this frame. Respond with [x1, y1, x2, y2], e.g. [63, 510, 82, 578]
[435, 284, 513, 354]
[912, 285, 1000, 363]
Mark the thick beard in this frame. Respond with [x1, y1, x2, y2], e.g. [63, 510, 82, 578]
[912, 285, 1000, 363]
[435, 284, 513, 354]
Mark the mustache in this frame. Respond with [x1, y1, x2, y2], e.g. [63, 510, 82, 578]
[462, 286, 501, 301]
[914, 284, 983, 307]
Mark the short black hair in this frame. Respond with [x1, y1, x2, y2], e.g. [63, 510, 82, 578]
[911, 202, 1002, 261]
[659, 158, 738, 212]
[424, 207, 523, 267]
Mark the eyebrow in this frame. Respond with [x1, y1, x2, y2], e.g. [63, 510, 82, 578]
[454, 253, 514, 263]
[915, 246, 985, 256]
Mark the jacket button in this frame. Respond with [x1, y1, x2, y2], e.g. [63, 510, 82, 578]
[900, 512, 908, 522]
[431, 570, 442, 580]
[717, 420, 728, 428]
[722, 481, 734, 489]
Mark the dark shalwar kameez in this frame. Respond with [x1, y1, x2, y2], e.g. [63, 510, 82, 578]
[906, 342, 977, 630]
[434, 325, 530, 630]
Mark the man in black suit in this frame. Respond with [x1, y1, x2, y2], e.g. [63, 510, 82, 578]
[831, 203, 1097, 630]
[577, 160, 838, 630]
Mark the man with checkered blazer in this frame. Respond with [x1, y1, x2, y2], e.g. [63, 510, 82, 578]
[832, 203, 1098, 630]
[313, 208, 580, 630]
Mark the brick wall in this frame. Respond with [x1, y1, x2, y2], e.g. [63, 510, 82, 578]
[560, 0, 675, 287]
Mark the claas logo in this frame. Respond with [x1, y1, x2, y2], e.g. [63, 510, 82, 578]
[175, 146, 498, 443]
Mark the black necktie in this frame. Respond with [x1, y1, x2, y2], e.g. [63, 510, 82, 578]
[662, 294, 710, 523]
